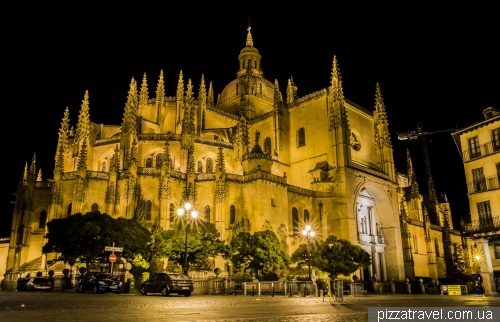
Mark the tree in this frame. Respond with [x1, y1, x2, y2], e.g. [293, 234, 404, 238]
[42, 212, 151, 269]
[229, 230, 291, 277]
[156, 221, 227, 270]
[446, 245, 468, 284]
[291, 235, 371, 276]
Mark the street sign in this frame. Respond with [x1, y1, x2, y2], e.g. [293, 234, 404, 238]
[104, 246, 123, 252]
[109, 254, 117, 263]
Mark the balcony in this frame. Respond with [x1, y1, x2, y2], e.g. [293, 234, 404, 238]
[462, 140, 500, 162]
[462, 215, 500, 236]
[467, 175, 500, 194]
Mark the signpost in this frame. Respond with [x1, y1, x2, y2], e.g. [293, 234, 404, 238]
[104, 242, 123, 275]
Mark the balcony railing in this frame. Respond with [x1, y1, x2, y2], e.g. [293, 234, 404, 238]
[463, 215, 500, 234]
[467, 175, 500, 194]
[462, 141, 500, 162]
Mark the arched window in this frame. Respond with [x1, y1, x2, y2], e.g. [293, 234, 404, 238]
[102, 161, 106, 172]
[204, 205, 211, 222]
[38, 210, 47, 228]
[198, 161, 203, 173]
[304, 209, 310, 225]
[434, 237, 440, 257]
[264, 137, 272, 155]
[146, 158, 152, 167]
[91, 203, 99, 213]
[67, 203, 72, 217]
[292, 207, 299, 235]
[297, 128, 306, 147]
[146, 200, 152, 221]
[206, 158, 213, 173]
[230, 205, 236, 225]
[319, 202, 323, 222]
[170, 203, 176, 223]
[156, 153, 163, 168]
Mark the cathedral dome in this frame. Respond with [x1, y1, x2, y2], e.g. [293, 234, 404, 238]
[217, 27, 274, 116]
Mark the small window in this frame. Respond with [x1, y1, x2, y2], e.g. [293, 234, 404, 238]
[156, 153, 163, 168]
[304, 210, 310, 225]
[91, 203, 99, 213]
[204, 205, 211, 222]
[292, 207, 299, 235]
[472, 168, 486, 192]
[146, 200, 152, 221]
[297, 128, 306, 147]
[492, 128, 500, 152]
[477, 201, 492, 228]
[413, 235, 418, 253]
[102, 161, 107, 172]
[198, 161, 203, 173]
[264, 137, 272, 155]
[146, 158, 153, 167]
[468, 136, 481, 159]
[38, 210, 47, 229]
[67, 203, 72, 217]
[206, 158, 213, 173]
[230, 205, 236, 225]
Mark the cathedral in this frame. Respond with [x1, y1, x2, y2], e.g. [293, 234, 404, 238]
[4, 28, 469, 284]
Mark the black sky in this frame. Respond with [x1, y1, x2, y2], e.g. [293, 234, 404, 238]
[2, 5, 499, 237]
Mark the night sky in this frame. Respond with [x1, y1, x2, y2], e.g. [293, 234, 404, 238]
[3, 6, 498, 237]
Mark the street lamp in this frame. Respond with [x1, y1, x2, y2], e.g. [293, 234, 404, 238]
[302, 225, 315, 281]
[177, 202, 198, 276]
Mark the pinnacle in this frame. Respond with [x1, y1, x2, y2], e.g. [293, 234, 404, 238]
[246, 26, 254, 47]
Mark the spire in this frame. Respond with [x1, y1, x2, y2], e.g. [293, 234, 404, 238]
[198, 74, 207, 110]
[374, 83, 392, 148]
[139, 73, 149, 106]
[110, 145, 120, 173]
[176, 70, 184, 101]
[187, 147, 195, 174]
[55, 107, 70, 164]
[75, 91, 90, 144]
[407, 148, 420, 199]
[130, 139, 138, 167]
[161, 140, 171, 174]
[77, 140, 88, 171]
[156, 70, 165, 101]
[273, 79, 283, 112]
[23, 162, 28, 185]
[29, 153, 37, 181]
[246, 26, 254, 47]
[329, 56, 349, 130]
[207, 81, 214, 107]
[286, 78, 295, 104]
[55, 146, 64, 174]
[121, 77, 138, 136]
[215, 145, 225, 173]
[37, 169, 42, 182]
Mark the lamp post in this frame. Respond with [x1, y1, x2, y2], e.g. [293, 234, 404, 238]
[302, 225, 315, 281]
[177, 202, 198, 276]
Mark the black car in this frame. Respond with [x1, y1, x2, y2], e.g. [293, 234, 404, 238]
[140, 273, 194, 297]
[26, 277, 52, 291]
[78, 272, 122, 294]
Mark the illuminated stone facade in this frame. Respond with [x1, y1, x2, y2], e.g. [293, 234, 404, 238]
[453, 108, 500, 294]
[7, 28, 464, 283]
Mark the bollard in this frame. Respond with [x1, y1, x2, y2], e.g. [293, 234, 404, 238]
[272, 283, 274, 297]
[252, 285, 255, 296]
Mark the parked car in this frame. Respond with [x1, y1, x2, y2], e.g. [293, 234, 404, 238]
[26, 277, 52, 291]
[78, 272, 122, 294]
[140, 273, 194, 297]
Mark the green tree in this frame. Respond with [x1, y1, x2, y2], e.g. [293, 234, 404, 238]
[157, 220, 227, 271]
[229, 230, 291, 277]
[291, 235, 371, 276]
[446, 245, 468, 284]
[42, 212, 151, 269]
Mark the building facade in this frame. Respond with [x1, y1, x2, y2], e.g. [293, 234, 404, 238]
[5, 28, 466, 284]
[453, 107, 500, 294]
